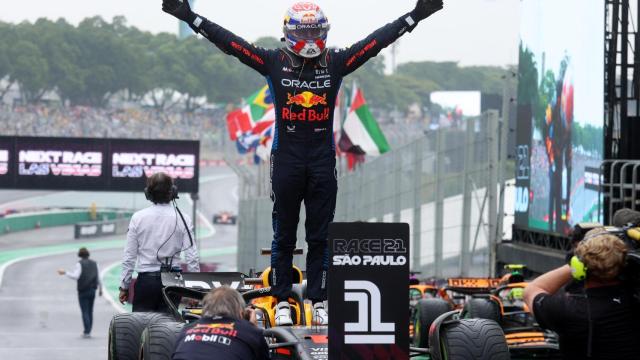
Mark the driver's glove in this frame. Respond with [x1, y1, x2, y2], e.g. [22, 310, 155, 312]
[412, 0, 444, 22]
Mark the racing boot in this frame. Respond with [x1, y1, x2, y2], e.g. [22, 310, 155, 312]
[275, 301, 293, 326]
[312, 302, 328, 325]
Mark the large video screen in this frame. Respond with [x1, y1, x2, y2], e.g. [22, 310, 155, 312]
[0, 137, 199, 193]
[515, 0, 604, 235]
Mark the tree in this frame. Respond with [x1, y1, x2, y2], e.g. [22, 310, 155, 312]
[254, 36, 282, 49]
[0, 17, 514, 110]
[0, 22, 16, 101]
[11, 40, 49, 103]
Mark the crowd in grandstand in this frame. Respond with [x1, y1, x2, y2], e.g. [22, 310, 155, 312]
[0, 104, 226, 143]
[0, 103, 431, 153]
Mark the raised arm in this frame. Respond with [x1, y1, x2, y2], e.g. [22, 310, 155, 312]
[162, 0, 272, 76]
[523, 265, 573, 312]
[335, 0, 443, 77]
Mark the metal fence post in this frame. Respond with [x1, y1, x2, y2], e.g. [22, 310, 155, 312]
[487, 110, 500, 276]
[412, 139, 423, 271]
[496, 77, 513, 247]
[434, 129, 445, 277]
[393, 150, 402, 222]
[460, 122, 475, 276]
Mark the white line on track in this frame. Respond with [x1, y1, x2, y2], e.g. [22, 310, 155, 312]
[199, 174, 235, 184]
[0, 173, 234, 210]
[184, 196, 217, 238]
[100, 261, 126, 313]
[0, 257, 128, 313]
[0, 253, 72, 289]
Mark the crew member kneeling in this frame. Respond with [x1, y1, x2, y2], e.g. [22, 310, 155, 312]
[173, 286, 269, 360]
[524, 233, 640, 360]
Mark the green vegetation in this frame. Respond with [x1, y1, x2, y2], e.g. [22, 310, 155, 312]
[0, 17, 513, 110]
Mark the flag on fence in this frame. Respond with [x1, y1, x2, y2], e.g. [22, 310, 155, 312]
[245, 85, 273, 124]
[226, 86, 273, 141]
[226, 110, 252, 141]
[342, 82, 390, 156]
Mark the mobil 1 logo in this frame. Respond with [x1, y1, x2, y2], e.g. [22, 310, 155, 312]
[328, 223, 409, 360]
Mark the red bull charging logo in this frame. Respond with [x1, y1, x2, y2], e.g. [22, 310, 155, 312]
[287, 91, 328, 108]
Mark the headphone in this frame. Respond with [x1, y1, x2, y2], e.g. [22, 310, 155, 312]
[570, 255, 588, 281]
[144, 183, 179, 203]
[569, 231, 605, 281]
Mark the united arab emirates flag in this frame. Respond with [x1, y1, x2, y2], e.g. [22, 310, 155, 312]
[342, 83, 390, 156]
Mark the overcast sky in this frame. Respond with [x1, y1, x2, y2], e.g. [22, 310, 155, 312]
[1, 0, 520, 68]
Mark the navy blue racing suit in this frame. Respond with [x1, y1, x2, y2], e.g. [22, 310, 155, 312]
[172, 317, 270, 360]
[190, 11, 423, 302]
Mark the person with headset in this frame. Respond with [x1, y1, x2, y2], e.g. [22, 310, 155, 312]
[523, 233, 640, 359]
[162, 0, 444, 326]
[119, 172, 200, 312]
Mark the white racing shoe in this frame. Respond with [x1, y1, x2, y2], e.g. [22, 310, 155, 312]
[275, 301, 293, 326]
[312, 302, 328, 325]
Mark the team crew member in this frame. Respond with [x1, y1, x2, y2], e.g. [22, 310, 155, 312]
[58, 247, 102, 338]
[119, 172, 200, 312]
[163, 0, 443, 325]
[173, 286, 269, 360]
[524, 234, 640, 360]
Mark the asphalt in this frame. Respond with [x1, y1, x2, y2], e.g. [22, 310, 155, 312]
[0, 249, 122, 360]
[0, 166, 239, 360]
[0, 226, 78, 251]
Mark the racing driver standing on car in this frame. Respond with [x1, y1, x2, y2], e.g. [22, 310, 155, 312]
[163, 0, 444, 326]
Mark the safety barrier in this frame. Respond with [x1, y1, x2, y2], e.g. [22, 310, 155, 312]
[0, 209, 133, 235]
[74, 217, 130, 239]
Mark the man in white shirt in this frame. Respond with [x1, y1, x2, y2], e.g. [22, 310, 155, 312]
[58, 247, 102, 338]
[119, 172, 200, 312]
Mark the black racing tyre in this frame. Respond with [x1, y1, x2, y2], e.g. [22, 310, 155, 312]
[440, 318, 509, 360]
[413, 298, 451, 348]
[108, 312, 174, 360]
[139, 321, 184, 360]
[462, 298, 501, 323]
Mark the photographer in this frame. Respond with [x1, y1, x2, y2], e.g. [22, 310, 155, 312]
[172, 286, 269, 360]
[524, 233, 640, 359]
[119, 172, 200, 312]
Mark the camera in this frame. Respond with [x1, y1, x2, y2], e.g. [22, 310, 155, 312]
[572, 217, 640, 301]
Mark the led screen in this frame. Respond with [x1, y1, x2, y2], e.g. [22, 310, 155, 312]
[515, 0, 604, 235]
[0, 136, 199, 193]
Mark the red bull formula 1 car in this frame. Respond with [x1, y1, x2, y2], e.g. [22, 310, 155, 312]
[109, 249, 509, 360]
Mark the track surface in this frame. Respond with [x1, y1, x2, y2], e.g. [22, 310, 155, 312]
[0, 166, 238, 360]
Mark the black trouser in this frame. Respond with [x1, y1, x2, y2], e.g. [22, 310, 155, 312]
[77, 288, 96, 335]
[133, 272, 168, 313]
[270, 146, 337, 303]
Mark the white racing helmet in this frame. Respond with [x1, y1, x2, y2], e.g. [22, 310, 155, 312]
[283, 2, 330, 58]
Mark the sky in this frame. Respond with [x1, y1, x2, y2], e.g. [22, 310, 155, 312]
[0, 0, 521, 68]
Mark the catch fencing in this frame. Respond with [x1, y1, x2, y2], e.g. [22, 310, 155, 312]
[233, 111, 506, 277]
